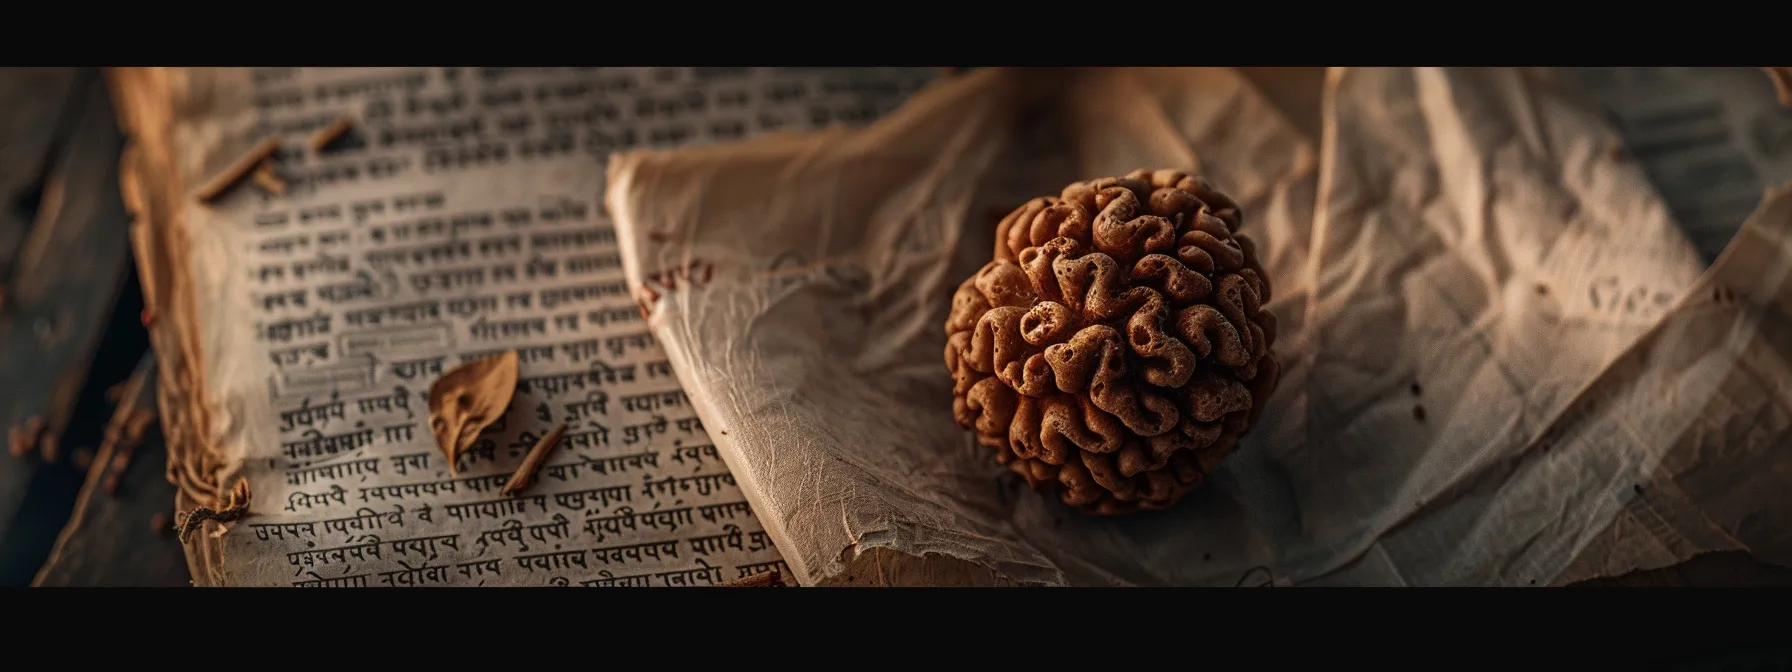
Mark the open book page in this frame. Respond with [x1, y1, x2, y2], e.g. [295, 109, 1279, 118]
[128, 67, 935, 586]
[606, 66, 1738, 586]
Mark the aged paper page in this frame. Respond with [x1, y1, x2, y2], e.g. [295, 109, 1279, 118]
[606, 66, 1724, 586]
[1566, 67, 1792, 262]
[153, 67, 934, 586]
[1551, 185, 1792, 584]
[1290, 67, 1709, 585]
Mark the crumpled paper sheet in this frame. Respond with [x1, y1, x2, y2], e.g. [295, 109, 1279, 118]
[605, 66, 1779, 586]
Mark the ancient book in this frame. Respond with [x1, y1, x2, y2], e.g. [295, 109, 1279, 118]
[112, 66, 1792, 588]
[108, 67, 936, 587]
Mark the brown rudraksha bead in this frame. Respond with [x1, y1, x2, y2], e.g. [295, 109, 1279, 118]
[945, 169, 1279, 515]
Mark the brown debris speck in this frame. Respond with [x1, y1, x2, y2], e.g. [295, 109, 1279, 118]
[39, 435, 58, 464]
[98, 408, 157, 494]
[102, 456, 126, 494]
[1413, 405, 1426, 422]
[151, 512, 172, 536]
[71, 448, 93, 472]
[8, 427, 26, 459]
[501, 422, 567, 497]
[1410, 382, 1421, 396]
[9, 416, 46, 459]
[1766, 68, 1792, 107]
[1535, 284, 1549, 296]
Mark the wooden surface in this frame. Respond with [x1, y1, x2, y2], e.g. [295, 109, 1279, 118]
[0, 67, 140, 583]
[1, 66, 1787, 586]
[32, 437, 187, 587]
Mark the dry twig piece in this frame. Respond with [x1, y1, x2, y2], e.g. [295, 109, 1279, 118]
[501, 422, 567, 497]
[309, 118, 354, 153]
[194, 138, 280, 203]
[252, 162, 287, 196]
[719, 570, 787, 587]
[428, 351, 520, 476]
[176, 478, 251, 542]
[1767, 67, 1792, 107]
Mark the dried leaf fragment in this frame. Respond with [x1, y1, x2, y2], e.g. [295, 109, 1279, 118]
[428, 350, 519, 476]
[501, 422, 567, 497]
[176, 478, 250, 542]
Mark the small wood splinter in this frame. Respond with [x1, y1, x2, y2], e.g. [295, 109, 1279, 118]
[719, 570, 786, 587]
[309, 118, 354, 154]
[1767, 67, 1792, 107]
[501, 422, 568, 497]
[194, 138, 281, 203]
[176, 478, 251, 542]
[252, 162, 287, 196]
